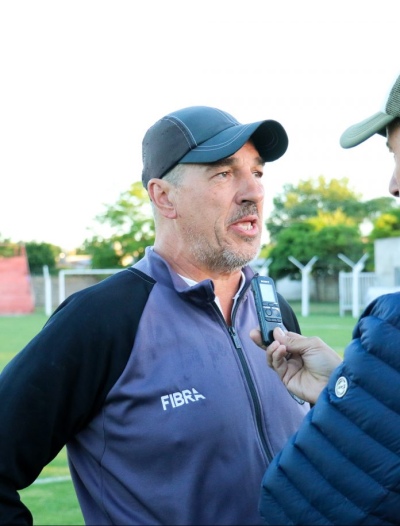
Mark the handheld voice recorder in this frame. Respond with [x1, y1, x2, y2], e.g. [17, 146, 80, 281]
[251, 275, 285, 346]
[252, 276, 305, 405]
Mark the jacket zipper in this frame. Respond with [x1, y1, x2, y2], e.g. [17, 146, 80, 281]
[211, 283, 274, 464]
[227, 325, 273, 464]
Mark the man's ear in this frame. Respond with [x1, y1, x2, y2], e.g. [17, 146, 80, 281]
[147, 178, 178, 219]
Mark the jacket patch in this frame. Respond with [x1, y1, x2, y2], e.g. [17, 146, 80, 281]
[335, 376, 348, 398]
[161, 388, 206, 410]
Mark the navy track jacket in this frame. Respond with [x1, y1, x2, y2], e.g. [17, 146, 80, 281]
[260, 292, 400, 525]
[0, 248, 308, 525]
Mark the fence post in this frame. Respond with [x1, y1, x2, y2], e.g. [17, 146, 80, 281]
[59, 270, 66, 305]
[251, 257, 272, 275]
[288, 256, 318, 317]
[339, 271, 344, 316]
[57, 269, 123, 306]
[338, 253, 369, 318]
[43, 265, 52, 316]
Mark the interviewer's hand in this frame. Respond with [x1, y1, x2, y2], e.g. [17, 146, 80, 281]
[250, 327, 343, 404]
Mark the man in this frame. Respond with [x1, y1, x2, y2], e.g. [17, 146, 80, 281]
[257, 74, 400, 524]
[0, 106, 309, 525]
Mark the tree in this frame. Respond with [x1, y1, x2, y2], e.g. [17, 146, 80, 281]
[0, 237, 16, 258]
[268, 216, 364, 282]
[83, 237, 122, 269]
[265, 176, 374, 288]
[84, 182, 155, 268]
[264, 175, 400, 281]
[267, 222, 316, 279]
[25, 242, 61, 275]
[368, 207, 400, 241]
[267, 175, 395, 241]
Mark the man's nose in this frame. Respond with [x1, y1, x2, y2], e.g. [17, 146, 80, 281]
[237, 172, 264, 203]
[389, 170, 400, 197]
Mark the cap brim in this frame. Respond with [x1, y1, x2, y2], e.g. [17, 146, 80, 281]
[179, 120, 288, 164]
[340, 111, 394, 149]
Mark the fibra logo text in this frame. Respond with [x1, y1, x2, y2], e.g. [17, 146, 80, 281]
[161, 388, 206, 410]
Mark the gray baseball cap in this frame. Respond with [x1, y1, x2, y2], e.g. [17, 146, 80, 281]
[141, 106, 288, 188]
[340, 73, 400, 148]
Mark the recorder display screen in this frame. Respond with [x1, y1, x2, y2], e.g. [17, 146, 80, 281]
[259, 282, 276, 303]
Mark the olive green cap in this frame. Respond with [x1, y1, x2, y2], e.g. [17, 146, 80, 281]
[340, 73, 400, 148]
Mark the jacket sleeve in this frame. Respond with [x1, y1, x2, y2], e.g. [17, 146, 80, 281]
[260, 292, 400, 525]
[0, 268, 154, 525]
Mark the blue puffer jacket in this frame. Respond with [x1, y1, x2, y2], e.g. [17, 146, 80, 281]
[260, 292, 400, 525]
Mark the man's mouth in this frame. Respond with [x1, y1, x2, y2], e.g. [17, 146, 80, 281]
[229, 216, 259, 235]
[236, 221, 254, 231]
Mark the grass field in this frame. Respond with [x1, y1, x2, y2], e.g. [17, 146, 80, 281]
[289, 301, 356, 356]
[0, 303, 358, 524]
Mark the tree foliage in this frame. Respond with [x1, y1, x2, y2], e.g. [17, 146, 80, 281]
[264, 176, 388, 280]
[83, 182, 155, 268]
[25, 242, 61, 275]
[368, 207, 400, 241]
[267, 175, 395, 241]
[268, 219, 364, 280]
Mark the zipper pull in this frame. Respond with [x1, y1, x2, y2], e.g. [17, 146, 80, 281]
[228, 327, 242, 349]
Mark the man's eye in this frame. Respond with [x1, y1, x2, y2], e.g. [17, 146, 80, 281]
[254, 170, 263, 178]
[216, 171, 229, 178]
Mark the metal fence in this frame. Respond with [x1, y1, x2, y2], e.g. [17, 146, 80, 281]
[338, 271, 377, 317]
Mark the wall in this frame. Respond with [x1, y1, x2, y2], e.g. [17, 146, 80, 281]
[374, 237, 400, 286]
[31, 275, 100, 312]
[31, 272, 340, 312]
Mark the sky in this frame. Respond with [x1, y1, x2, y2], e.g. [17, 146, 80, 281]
[0, 0, 399, 251]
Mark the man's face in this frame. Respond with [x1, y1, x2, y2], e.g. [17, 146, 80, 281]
[172, 141, 265, 273]
[387, 121, 400, 197]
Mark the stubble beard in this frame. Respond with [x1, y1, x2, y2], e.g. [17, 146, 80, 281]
[187, 235, 259, 273]
[183, 222, 260, 274]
